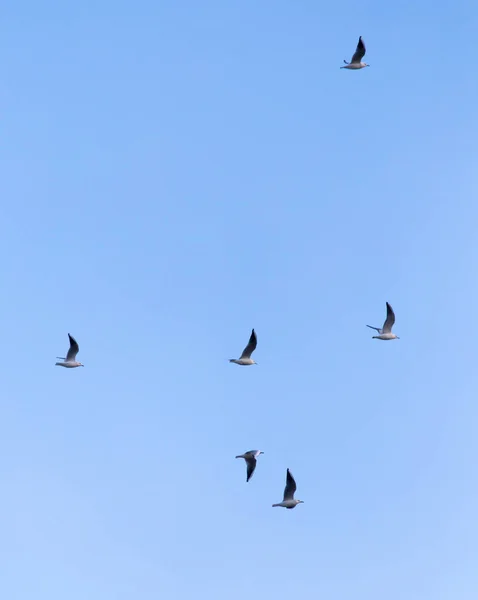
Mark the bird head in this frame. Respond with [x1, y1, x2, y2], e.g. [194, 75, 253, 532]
[364, 63, 370, 67]
[297, 500, 304, 504]
[78, 363, 85, 367]
[252, 360, 258, 365]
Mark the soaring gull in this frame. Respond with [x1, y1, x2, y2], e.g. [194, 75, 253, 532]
[367, 302, 400, 340]
[272, 468, 304, 509]
[229, 329, 258, 366]
[235, 450, 264, 482]
[55, 333, 84, 368]
[341, 36, 369, 70]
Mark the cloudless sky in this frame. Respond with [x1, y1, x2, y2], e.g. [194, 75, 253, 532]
[1, 1, 478, 599]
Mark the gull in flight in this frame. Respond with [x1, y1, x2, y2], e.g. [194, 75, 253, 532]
[341, 36, 369, 70]
[367, 302, 400, 340]
[235, 450, 264, 482]
[272, 468, 304, 509]
[229, 329, 258, 365]
[55, 333, 84, 368]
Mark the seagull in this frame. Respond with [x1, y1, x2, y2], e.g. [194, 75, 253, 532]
[55, 333, 84, 368]
[367, 302, 400, 340]
[229, 329, 258, 365]
[235, 450, 264, 482]
[272, 468, 304, 509]
[341, 36, 369, 70]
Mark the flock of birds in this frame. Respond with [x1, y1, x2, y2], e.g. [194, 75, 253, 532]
[54, 36, 381, 510]
[56, 294, 399, 511]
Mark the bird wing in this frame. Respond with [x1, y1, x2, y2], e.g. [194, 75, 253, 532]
[240, 329, 257, 359]
[351, 36, 366, 63]
[382, 302, 396, 333]
[366, 324, 382, 333]
[283, 468, 297, 501]
[246, 457, 257, 482]
[66, 334, 79, 362]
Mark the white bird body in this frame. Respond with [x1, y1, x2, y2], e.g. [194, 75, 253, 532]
[367, 302, 400, 341]
[373, 332, 398, 341]
[55, 361, 82, 368]
[230, 357, 255, 366]
[341, 36, 369, 70]
[272, 468, 304, 510]
[235, 450, 264, 482]
[55, 334, 84, 368]
[272, 499, 302, 509]
[342, 63, 367, 70]
[230, 329, 258, 366]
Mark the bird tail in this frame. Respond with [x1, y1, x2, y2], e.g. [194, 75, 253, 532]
[229, 359, 236, 363]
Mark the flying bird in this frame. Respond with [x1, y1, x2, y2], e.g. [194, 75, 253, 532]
[55, 333, 84, 368]
[341, 36, 369, 70]
[272, 468, 304, 509]
[235, 450, 264, 482]
[229, 329, 258, 365]
[367, 302, 400, 340]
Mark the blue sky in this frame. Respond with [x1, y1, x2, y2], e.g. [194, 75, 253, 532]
[1, 1, 478, 598]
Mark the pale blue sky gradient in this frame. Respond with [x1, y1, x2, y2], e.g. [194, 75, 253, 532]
[2, 1, 478, 599]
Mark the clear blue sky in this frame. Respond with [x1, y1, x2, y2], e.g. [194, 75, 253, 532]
[1, 1, 478, 598]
